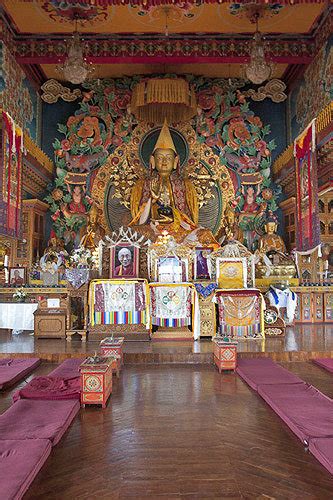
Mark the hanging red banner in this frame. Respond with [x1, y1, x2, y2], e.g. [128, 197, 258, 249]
[0, 112, 23, 238]
[294, 120, 320, 252]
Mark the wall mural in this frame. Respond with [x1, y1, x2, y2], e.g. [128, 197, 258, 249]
[0, 42, 40, 142]
[290, 37, 333, 139]
[46, 76, 280, 250]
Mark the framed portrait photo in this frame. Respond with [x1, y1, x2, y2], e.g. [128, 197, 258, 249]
[194, 247, 212, 280]
[9, 267, 27, 286]
[110, 243, 139, 279]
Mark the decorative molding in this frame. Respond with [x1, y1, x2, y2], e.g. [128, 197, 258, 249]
[244, 79, 287, 103]
[24, 132, 54, 174]
[41, 79, 81, 104]
[13, 38, 314, 64]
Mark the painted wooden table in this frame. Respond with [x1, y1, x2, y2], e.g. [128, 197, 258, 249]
[79, 356, 115, 408]
[213, 338, 238, 373]
[100, 336, 124, 366]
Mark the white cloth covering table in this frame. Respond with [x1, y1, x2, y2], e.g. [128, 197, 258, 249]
[0, 303, 38, 334]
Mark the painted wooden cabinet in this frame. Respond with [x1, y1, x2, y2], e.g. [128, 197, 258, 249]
[80, 357, 114, 408]
[293, 288, 333, 323]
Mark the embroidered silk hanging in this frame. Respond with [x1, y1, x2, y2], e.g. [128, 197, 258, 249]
[294, 121, 320, 252]
[151, 285, 191, 327]
[0, 112, 23, 238]
[91, 281, 147, 326]
[215, 290, 264, 339]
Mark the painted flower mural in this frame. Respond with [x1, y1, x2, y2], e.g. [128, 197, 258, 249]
[47, 75, 282, 249]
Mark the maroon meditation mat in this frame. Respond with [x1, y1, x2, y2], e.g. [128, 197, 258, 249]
[309, 437, 333, 475]
[0, 358, 41, 390]
[313, 358, 333, 374]
[49, 358, 83, 379]
[13, 376, 80, 402]
[236, 358, 303, 391]
[0, 438, 51, 500]
[0, 399, 80, 446]
[258, 383, 333, 444]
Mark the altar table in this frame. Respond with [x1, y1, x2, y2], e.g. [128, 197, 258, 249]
[0, 303, 38, 334]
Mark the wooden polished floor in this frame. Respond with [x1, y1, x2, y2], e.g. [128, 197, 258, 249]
[1, 362, 333, 499]
[0, 324, 333, 362]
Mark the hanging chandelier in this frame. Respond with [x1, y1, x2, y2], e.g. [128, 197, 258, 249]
[244, 13, 274, 85]
[57, 19, 94, 85]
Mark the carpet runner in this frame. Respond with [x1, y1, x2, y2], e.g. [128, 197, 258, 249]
[237, 358, 333, 475]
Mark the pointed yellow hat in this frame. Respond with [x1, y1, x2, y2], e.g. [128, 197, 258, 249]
[153, 119, 177, 154]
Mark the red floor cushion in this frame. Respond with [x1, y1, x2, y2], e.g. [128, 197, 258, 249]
[309, 437, 333, 475]
[258, 383, 333, 443]
[0, 399, 80, 446]
[313, 358, 333, 374]
[236, 358, 303, 391]
[0, 439, 51, 500]
[0, 358, 41, 390]
[49, 358, 83, 379]
[13, 376, 80, 402]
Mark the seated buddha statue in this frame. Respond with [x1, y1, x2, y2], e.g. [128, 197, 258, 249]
[259, 215, 286, 255]
[129, 120, 217, 246]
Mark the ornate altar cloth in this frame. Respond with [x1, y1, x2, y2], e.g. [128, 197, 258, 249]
[214, 289, 264, 339]
[89, 279, 149, 328]
[149, 283, 200, 339]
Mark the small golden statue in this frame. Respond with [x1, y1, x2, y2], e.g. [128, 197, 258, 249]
[80, 204, 105, 250]
[259, 214, 286, 254]
[256, 213, 296, 280]
[129, 120, 217, 246]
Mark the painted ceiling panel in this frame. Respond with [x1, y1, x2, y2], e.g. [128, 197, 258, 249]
[4, 1, 325, 36]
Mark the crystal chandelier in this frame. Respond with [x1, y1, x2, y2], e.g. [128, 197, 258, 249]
[58, 20, 94, 85]
[244, 14, 274, 85]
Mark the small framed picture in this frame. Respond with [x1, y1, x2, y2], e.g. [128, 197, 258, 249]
[110, 243, 139, 279]
[194, 247, 212, 280]
[9, 267, 27, 286]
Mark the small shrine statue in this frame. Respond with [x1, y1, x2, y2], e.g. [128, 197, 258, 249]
[259, 214, 286, 254]
[80, 204, 105, 250]
[62, 184, 87, 219]
[129, 120, 217, 246]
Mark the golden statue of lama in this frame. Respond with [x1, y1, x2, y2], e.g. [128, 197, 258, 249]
[129, 120, 217, 247]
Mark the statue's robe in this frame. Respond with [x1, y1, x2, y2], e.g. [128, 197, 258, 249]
[130, 174, 199, 230]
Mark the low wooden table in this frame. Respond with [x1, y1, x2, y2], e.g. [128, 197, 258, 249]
[100, 337, 125, 366]
[79, 356, 115, 408]
[213, 338, 238, 373]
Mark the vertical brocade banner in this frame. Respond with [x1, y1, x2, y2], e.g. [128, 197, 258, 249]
[0, 111, 23, 238]
[294, 120, 320, 252]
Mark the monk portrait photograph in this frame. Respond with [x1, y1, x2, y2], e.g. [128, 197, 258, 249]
[9, 267, 26, 286]
[110, 244, 138, 278]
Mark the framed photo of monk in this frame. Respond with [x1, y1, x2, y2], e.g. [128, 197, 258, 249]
[9, 267, 27, 286]
[194, 247, 212, 280]
[110, 244, 139, 279]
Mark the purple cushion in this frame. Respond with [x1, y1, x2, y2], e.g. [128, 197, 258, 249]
[236, 358, 303, 391]
[13, 376, 80, 402]
[49, 358, 83, 379]
[0, 439, 51, 500]
[258, 383, 333, 443]
[313, 358, 333, 374]
[0, 358, 41, 390]
[309, 438, 333, 475]
[0, 399, 80, 446]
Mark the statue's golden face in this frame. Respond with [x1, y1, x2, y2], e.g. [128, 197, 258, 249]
[153, 148, 177, 177]
[266, 222, 277, 235]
